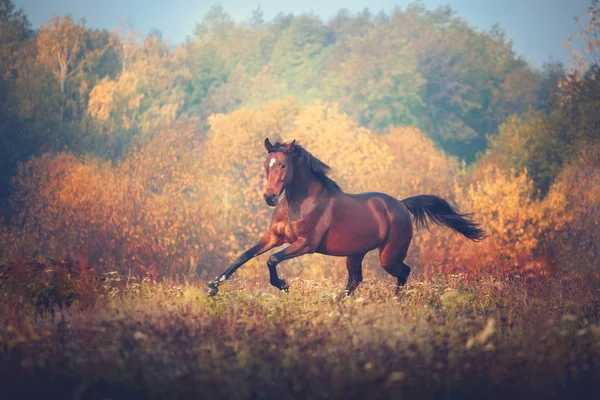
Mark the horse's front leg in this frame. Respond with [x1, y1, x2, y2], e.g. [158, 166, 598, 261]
[266, 238, 314, 291]
[206, 231, 282, 296]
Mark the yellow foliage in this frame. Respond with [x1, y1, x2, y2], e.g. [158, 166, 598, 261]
[290, 101, 394, 193]
[87, 77, 117, 120]
[8, 121, 206, 277]
[3, 98, 594, 281]
[87, 37, 190, 134]
[380, 126, 459, 199]
[36, 15, 86, 92]
[413, 163, 569, 275]
[545, 156, 600, 275]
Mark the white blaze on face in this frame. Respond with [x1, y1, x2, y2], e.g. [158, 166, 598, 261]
[269, 158, 276, 168]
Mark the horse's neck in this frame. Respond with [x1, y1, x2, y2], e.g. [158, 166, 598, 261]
[285, 166, 323, 214]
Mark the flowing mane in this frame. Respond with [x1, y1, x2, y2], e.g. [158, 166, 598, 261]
[270, 141, 341, 192]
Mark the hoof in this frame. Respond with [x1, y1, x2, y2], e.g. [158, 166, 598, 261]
[279, 279, 290, 292]
[398, 265, 411, 286]
[394, 284, 406, 296]
[206, 283, 219, 296]
[336, 289, 353, 301]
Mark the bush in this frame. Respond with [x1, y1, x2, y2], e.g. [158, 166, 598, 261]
[3, 99, 597, 281]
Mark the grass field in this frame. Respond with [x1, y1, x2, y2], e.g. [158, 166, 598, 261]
[1, 263, 599, 400]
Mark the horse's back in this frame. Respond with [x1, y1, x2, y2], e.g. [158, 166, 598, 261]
[349, 192, 411, 219]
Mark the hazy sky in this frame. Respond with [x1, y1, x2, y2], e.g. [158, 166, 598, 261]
[13, 0, 593, 68]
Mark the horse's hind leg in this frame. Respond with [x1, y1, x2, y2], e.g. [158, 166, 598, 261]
[379, 217, 412, 295]
[381, 262, 411, 295]
[343, 253, 365, 296]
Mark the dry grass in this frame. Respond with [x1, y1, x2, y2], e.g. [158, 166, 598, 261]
[1, 265, 599, 400]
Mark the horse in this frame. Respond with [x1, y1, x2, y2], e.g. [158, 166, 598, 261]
[206, 138, 485, 297]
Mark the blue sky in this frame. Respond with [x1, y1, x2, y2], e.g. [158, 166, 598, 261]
[13, 0, 593, 68]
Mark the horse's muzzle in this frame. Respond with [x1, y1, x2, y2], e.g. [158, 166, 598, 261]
[264, 193, 278, 207]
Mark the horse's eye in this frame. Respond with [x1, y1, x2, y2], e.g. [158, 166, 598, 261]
[281, 164, 287, 169]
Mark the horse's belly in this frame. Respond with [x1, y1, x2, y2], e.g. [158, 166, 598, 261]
[316, 221, 383, 256]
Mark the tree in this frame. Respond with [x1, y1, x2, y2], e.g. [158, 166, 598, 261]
[36, 15, 88, 95]
[269, 14, 333, 98]
[554, 0, 600, 168]
[88, 32, 190, 145]
[483, 111, 562, 195]
[0, 0, 32, 82]
[324, 21, 424, 130]
[0, 0, 35, 204]
[383, 6, 538, 160]
[565, 0, 600, 73]
[112, 19, 142, 75]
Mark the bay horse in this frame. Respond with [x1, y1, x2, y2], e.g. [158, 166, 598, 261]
[206, 138, 485, 297]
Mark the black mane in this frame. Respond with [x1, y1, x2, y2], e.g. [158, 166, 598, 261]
[270, 142, 341, 192]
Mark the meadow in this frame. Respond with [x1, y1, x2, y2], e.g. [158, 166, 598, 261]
[1, 262, 599, 399]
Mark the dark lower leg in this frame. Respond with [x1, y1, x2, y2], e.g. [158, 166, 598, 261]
[397, 263, 411, 286]
[206, 245, 261, 296]
[344, 254, 365, 296]
[264, 239, 314, 292]
[267, 256, 288, 291]
[382, 262, 411, 294]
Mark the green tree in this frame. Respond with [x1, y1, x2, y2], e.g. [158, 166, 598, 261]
[324, 20, 424, 130]
[552, 0, 600, 170]
[269, 14, 333, 100]
[0, 0, 36, 203]
[0, 0, 32, 82]
[483, 111, 562, 195]
[383, 5, 539, 160]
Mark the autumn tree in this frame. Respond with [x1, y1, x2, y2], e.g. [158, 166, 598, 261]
[565, 0, 600, 72]
[88, 32, 190, 145]
[555, 0, 600, 164]
[36, 15, 88, 95]
[112, 19, 142, 75]
[481, 111, 562, 195]
[35, 15, 117, 129]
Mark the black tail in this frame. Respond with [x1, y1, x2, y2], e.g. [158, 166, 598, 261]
[401, 195, 486, 241]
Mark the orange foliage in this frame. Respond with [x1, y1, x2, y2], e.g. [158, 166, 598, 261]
[455, 165, 567, 272]
[380, 126, 459, 199]
[8, 121, 206, 277]
[87, 36, 190, 134]
[3, 99, 597, 282]
[544, 151, 600, 275]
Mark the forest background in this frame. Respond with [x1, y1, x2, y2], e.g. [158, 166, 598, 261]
[0, 0, 599, 282]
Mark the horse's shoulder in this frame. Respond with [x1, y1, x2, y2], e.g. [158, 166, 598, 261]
[270, 201, 288, 222]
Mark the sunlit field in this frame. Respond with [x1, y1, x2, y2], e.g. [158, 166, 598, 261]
[1, 0, 600, 398]
[1, 261, 599, 399]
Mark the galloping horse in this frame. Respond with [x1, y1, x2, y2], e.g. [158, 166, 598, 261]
[206, 139, 485, 296]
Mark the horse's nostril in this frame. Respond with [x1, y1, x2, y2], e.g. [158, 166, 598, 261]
[266, 193, 279, 206]
[264, 193, 276, 205]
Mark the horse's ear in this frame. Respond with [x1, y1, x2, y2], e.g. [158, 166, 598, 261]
[284, 139, 296, 152]
[264, 138, 273, 152]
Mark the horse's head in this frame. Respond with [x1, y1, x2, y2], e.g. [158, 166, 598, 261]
[263, 138, 296, 207]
